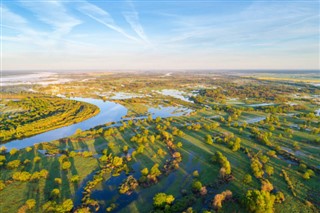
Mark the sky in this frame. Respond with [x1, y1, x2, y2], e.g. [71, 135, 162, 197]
[1, 0, 319, 71]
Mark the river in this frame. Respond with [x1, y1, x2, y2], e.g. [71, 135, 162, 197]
[3, 98, 192, 151]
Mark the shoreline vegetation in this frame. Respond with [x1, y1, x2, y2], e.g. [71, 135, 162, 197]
[0, 95, 100, 143]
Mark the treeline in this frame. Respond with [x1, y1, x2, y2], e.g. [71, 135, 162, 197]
[0, 97, 99, 142]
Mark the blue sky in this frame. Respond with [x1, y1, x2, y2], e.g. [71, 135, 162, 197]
[1, 0, 319, 70]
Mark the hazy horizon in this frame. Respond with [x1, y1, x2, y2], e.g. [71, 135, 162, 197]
[2, 0, 320, 70]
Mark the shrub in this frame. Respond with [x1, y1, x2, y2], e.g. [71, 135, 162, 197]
[192, 170, 199, 178]
[51, 188, 60, 197]
[62, 161, 71, 170]
[153, 193, 175, 208]
[9, 148, 18, 156]
[55, 178, 62, 185]
[33, 156, 41, 163]
[6, 160, 20, 169]
[70, 175, 80, 183]
[25, 199, 36, 209]
[213, 190, 232, 209]
[12, 171, 31, 181]
[244, 190, 275, 213]
[192, 181, 203, 192]
[243, 174, 252, 184]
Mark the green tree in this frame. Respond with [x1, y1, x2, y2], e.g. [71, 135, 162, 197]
[112, 156, 123, 167]
[153, 193, 175, 208]
[141, 168, 149, 176]
[205, 135, 213, 145]
[150, 164, 161, 177]
[243, 174, 252, 184]
[25, 199, 36, 209]
[192, 181, 203, 192]
[62, 161, 71, 170]
[25, 147, 32, 152]
[51, 188, 60, 198]
[244, 190, 275, 213]
[265, 165, 274, 176]
[55, 178, 62, 185]
[9, 148, 18, 156]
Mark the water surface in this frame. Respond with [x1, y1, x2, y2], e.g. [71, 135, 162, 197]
[4, 98, 127, 151]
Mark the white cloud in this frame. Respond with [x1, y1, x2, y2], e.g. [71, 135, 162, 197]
[77, 1, 141, 43]
[122, 0, 150, 45]
[19, 0, 81, 37]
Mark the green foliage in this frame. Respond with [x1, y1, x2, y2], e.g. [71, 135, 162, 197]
[51, 188, 60, 197]
[62, 161, 71, 170]
[244, 190, 275, 213]
[33, 156, 41, 163]
[282, 169, 296, 196]
[25, 199, 36, 209]
[141, 168, 149, 176]
[119, 176, 138, 194]
[212, 151, 231, 175]
[55, 178, 62, 185]
[9, 148, 18, 156]
[192, 181, 203, 192]
[192, 170, 199, 178]
[0, 155, 6, 166]
[0, 97, 98, 142]
[302, 169, 315, 180]
[70, 175, 80, 183]
[82, 151, 93, 158]
[265, 165, 274, 176]
[150, 163, 161, 177]
[25, 147, 32, 152]
[231, 137, 241, 151]
[0, 180, 5, 191]
[112, 156, 123, 167]
[12, 171, 31, 181]
[153, 193, 175, 208]
[243, 174, 252, 184]
[251, 158, 264, 178]
[205, 134, 213, 145]
[6, 159, 21, 169]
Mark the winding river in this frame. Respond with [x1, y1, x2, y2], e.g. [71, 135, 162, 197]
[3, 98, 192, 151]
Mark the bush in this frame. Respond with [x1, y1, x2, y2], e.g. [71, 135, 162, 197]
[244, 190, 275, 213]
[243, 174, 252, 184]
[7, 160, 21, 169]
[302, 169, 315, 180]
[192, 181, 202, 192]
[12, 171, 31, 181]
[51, 188, 60, 197]
[213, 190, 232, 209]
[25, 199, 36, 209]
[55, 178, 62, 184]
[192, 170, 199, 178]
[62, 161, 71, 170]
[9, 148, 18, 156]
[70, 175, 80, 183]
[33, 156, 41, 163]
[153, 193, 175, 208]
[141, 168, 149, 176]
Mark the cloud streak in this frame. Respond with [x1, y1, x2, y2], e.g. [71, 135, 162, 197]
[77, 1, 141, 43]
[19, 0, 81, 37]
[123, 0, 150, 45]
